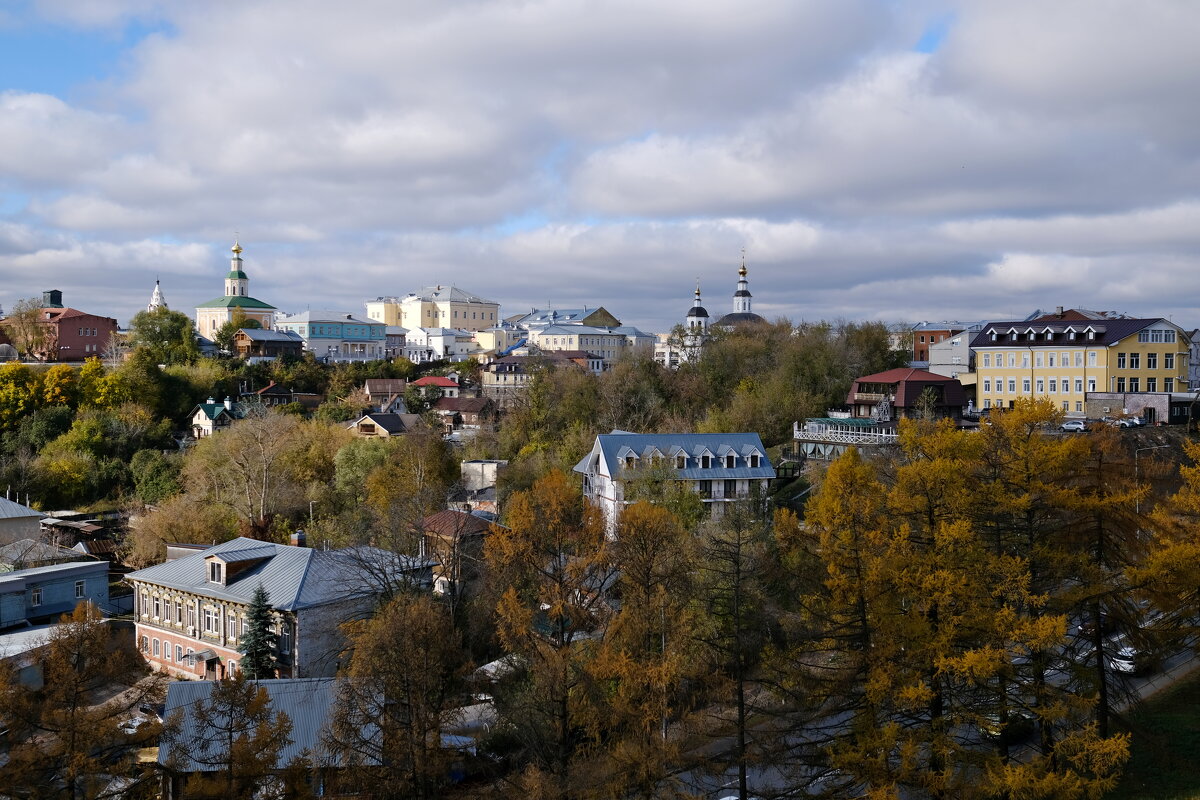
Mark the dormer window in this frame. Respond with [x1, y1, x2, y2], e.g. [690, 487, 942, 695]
[625, 456, 636, 468]
[676, 455, 686, 469]
[701, 455, 712, 469]
[208, 561, 224, 584]
[749, 454, 760, 468]
[725, 454, 736, 468]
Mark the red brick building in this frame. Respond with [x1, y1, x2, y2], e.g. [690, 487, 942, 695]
[0, 290, 118, 362]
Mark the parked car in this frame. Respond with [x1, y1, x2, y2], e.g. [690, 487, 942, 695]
[1061, 419, 1088, 432]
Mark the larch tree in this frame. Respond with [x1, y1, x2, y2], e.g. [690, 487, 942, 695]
[327, 592, 466, 800]
[485, 468, 615, 798]
[162, 671, 294, 800]
[0, 602, 166, 800]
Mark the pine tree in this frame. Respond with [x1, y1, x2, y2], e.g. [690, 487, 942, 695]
[239, 585, 278, 679]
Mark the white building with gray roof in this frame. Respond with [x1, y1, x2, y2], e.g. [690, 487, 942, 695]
[574, 431, 775, 532]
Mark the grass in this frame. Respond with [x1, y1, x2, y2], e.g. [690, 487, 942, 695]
[1108, 670, 1200, 799]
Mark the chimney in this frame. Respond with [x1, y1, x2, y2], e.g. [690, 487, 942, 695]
[42, 289, 63, 308]
[1056, 306, 1064, 318]
[223, 396, 233, 410]
[290, 529, 307, 548]
[206, 397, 216, 405]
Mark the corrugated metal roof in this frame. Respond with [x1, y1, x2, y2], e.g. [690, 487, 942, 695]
[126, 537, 433, 611]
[0, 497, 40, 520]
[574, 431, 775, 480]
[159, 678, 371, 771]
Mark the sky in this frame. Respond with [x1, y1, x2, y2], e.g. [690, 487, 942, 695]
[1, 0, 1199, 334]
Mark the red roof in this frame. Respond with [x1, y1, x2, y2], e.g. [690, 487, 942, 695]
[411, 376, 459, 387]
[854, 367, 956, 383]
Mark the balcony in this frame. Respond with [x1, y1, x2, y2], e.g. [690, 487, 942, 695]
[794, 419, 899, 446]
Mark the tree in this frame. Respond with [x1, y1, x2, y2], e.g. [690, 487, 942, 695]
[129, 448, 183, 505]
[328, 593, 466, 799]
[0, 602, 166, 800]
[578, 501, 701, 798]
[486, 469, 616, 796]
[239, 585, 278, 679]
[127, 306, 200, 365]
[162, 671, 294, 800]
[1, 296, 50, 360]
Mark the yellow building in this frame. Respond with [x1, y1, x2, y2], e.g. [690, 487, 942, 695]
[365, 286, 499, 333]
[194, 242, 277, 338]
[970, 313, 1191, 417]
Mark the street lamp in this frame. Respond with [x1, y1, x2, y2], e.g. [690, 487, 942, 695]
[1134, 444, 1171, 514]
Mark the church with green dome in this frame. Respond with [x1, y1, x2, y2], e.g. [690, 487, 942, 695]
[194, 242, 277, 338]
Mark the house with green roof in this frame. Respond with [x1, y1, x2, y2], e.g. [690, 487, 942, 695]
[194, 241, 277, 338]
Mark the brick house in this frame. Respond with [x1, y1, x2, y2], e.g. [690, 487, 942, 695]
[0, 290, 118, 362]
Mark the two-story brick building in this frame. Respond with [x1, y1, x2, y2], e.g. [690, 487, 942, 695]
[125, 537, 434, 680]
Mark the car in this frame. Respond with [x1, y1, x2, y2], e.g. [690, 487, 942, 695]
[1061, 420, 1088, 432]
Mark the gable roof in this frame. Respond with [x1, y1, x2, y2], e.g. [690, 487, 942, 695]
[411, 376, 459, 388]
[420, 510, 497, 539]
[235, 328, 303, 343]
[0, 497, 41, 521]
[574, 431, 774, 481]
[347, 412, 424, 434]
[0, 538, 93, 568]
[159, 678, 368, 771]
[855, 367, 961, 384]
[126, 536, 430, 611]
[433, 397, 493, 414]
[363, 378, 408, 396]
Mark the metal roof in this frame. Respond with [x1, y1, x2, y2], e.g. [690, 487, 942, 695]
[574, 431, 775, 480]
[0, 497, 41, 520]
[159, 678, 372, 771]
[126, 537, 434, 612]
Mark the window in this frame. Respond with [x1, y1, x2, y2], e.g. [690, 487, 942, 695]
[1075, 379, 1083, 393]
[140, 591, 148, 616]
[701, 455, 712, 469]
[919, 335, 925, 343]
[1117, 378, 1126, 392]
[1166, 353, 1175, 369]
[1129, 353, 1140, 369]
[1050, 379, 1058, 393]
[1008, 379, 1016, 393]
[749, 454, 760, 468]
[1074, 352, 1083, 367]
[176, 601, 183, 623]
[228, 661, 238, 674]
[1117, 353, 1127, 369]
[697, 480, 712, 498]
[983, 379, 991, 393]
[1129, 378, 1139, 392]
[1035, 353, 1044, 367]
[675, 455, 686, 469]
[1088, 352, 1097, 367]
[165, 642, 172, 661]
[984, 399, 992, 409]
[1062, 401, 1069, 411]
[724, 479, 737, 497]
[187, 605, 196, 629]
[1076, 402, 1083, 412]
[983, 354, 991, 367]
[1147, 378, 1157, 392]
[1036, 379, 1044, 393]
[141, 636, 148, 652]
[228, 612, 238, 638]
[1166, 378, 1174, 392]
[1008, 354, 1016, 367]
[1021, 354, 1029, 367]
[1088, 378, 1096, 392]
[203, 607, 219, 634]
[209, 561, 223, 583]
[75, 580, 85, 598]
[31, 587, 42, 606]
[176, 645, 183, 662]
[1022, 379, 1031, 393]
[1148, 353, 1158, 369]
[241, 615, 248, 636]
[154, 597, 161, 618]
[153, 639, 160, 657]
[725, 454, 735, 468]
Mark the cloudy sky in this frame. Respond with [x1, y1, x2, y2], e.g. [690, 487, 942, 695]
[1, 0, 1198, 333]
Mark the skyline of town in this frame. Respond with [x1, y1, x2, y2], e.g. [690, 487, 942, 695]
[1, 2, 1199, 333]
